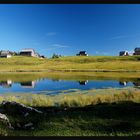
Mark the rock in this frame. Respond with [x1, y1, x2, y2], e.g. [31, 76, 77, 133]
[24, 122, 33, 127]
[1, 101, 43, 115]
[17, 123, 21, 128]
[24, 122, 34, 129]
[0, 113, 9, 121]
[0, 101, 44, 130]
[24, 112, 29, 117]
[0, 113, 13, 129]
[31, 127, 35, 130]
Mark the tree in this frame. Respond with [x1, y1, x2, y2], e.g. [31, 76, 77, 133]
[52, 53, 61, 59]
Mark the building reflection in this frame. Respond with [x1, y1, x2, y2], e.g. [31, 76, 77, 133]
[20, 81, 36, 88]
[0, 80, 36, 89]
[0, 80, 12, 88]
[78, 80, 88, 85]
[119, 80, 140, 87]
[119, 81, 128, 86]
[133, 82, 140, 87]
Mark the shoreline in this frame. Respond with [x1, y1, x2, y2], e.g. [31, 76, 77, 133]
[0, 69, 140, 73]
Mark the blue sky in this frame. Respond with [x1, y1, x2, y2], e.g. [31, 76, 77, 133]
[0, 4, 140, 57]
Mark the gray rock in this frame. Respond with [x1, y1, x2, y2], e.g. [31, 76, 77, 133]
[17, 123, 21, 128]
[0, 113, 13, 129]
[24, 122, 33, 128]
[24, 112, 29, 117]
[1, 101, 43, 115]
[0, 113, 9, 121]
[24, 122, 33, 127]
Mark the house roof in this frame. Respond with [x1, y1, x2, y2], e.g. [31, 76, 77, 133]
[79, 51, 86, 53]
[20, 48, 36, 53]
[1, 51, 11, 55]
[134, 48, 140, 51]
[120, 51, 128, 53]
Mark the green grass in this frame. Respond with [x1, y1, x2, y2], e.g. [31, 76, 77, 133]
[0, 55, 140, 72]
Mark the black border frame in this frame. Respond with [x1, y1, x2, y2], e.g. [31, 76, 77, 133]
[0, 1, 140, 140]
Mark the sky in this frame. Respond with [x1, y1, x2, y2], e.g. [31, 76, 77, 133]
[1, 4, 140, 57]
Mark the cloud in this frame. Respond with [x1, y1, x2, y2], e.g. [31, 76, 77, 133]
[46, 32, 57, 36]
[52, 44, 69, 48]
[44, 44, 69, 51]
[109, 35, 128, 40]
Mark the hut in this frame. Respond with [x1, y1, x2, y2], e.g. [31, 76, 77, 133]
[133, 48, 140, 55]
[76, 51, 88, 56]
[119, 51, 129, 56]
[19, 48, 39, 57]
[0, 51, 12, 58]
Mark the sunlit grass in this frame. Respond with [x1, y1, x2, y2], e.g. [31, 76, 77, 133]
[0, 87, 139, 107]
[0, 55, 140, 72]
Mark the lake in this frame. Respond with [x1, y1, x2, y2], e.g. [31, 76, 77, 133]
[0, 72, 139, 94]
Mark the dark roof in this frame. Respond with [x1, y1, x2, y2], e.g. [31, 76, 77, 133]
[120, 51, 126, 53]
[79, 51, 86, 53]
[135, 48, 140, 51]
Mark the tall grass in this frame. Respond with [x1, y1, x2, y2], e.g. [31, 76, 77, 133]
[0, 87, 140, 107]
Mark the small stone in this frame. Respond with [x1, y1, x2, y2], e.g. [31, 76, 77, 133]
[24, 122, 33, 128]
[24, 112, 29, 117]
[17, 123, 21, 128]
[31, 127, 35, 130]
[8, 125, 14, 130]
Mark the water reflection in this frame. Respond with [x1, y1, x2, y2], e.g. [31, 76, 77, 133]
[133, 82, 140, 87]
[0, 80, 12, 88]
[119, 81, 128, 86]
[0, 78, 139, 93]
[20, 81, 36, 88]
[78, 80, 88, 85]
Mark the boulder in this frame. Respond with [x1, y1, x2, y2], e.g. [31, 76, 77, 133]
[0, 101, 44, 130]
[1, 101, 43, 116]
[0, 113, 14, 129]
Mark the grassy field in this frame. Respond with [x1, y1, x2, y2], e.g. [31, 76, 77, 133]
[0, 55, 140, 72]
[0, 88, 140, 136]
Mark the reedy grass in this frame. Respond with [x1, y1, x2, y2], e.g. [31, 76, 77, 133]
[0, 87, 140, 107]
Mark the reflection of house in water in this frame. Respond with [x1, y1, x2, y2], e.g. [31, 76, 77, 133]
[133, 82, 140, 87]
[79, 80, 88, 85]
[20, 81, 36, 88]
[0, 80, 12, 88]
[119, 81, 127, 86]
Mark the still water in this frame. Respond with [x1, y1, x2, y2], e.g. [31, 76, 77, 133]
[0, 75, 139, 94]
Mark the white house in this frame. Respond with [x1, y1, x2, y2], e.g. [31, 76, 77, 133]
[19, 48, 39, 57]
[119, 51, 129, 56]
[0, 51, 12, 58]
